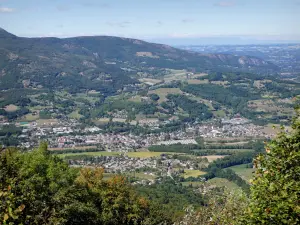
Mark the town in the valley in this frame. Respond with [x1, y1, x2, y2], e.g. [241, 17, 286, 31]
[0, 114, 275, 184]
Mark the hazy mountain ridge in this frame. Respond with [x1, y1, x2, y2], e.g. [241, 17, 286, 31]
[0, 28, 277, 93]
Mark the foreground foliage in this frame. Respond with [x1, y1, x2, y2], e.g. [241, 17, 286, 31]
[176, 189, 249, 225]
[0, 143, 152, 225]
[244, 112, 300, 224]
[137, 178, 205, 223]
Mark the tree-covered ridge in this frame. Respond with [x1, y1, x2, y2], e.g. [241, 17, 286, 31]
[181, 84, 257, 110]
[166, 94, 213, 121]
[0, 28, 277, 94]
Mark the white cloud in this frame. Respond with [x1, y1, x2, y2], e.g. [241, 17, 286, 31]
[0, 7, 15, 13]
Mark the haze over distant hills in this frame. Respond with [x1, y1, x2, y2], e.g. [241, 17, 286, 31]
[147, 36, 300, 46]
[0, 28, 278, 94]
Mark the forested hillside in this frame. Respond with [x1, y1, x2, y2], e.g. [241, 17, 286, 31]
[0, 28, 277, 94]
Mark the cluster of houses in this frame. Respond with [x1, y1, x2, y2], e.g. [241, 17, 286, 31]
[2, 115, 269, 185]
[54, 133, 140, 151]
[68, 154, 205, 178]
[195, 123, 264, 138]
[4, 115, 271, 150]
[156, 139, 198, 146]
[69, 155, 157, 173]
[111, 110, 127, 119]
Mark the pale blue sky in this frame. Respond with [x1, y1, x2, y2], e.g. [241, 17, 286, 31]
[0, 0, 300, 43]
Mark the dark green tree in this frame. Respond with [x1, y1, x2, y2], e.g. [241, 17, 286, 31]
[244, 111, 300, 224]
[149, 93, 160, 102]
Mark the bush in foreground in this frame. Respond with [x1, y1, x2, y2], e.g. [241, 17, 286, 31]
[0, 143, 152, 225]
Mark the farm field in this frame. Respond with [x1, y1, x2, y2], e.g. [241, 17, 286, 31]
[58, 151, 184, 159]
[95, 118, 110, 124]
[126, 172, 156, 180]
[222, 141, 249, 146]
[28, 105, 52, 111]
[213, 110, 226, 117]
[183, 169, 206, 178]
[253, 79, 272, 89]
[4, 104, 19, 112]
[205, 142, 249, 148]
[126, 151, 183, 158]
[192, 149, 254, 155]
[204, 137, 254, 143]
[58, 151, 121, 158]
[248, 99, 293, 115]
[49, 146, 98, 151]
[129, 95, 142, 103]
[75, 93, 99, 104]
[112, 118, 127, 123]
[261, 93, 278, 99]
[207, 178, 241, 191]
[262, 123, 292, 136]
[94, 117, 136, 125]
[87, 90, 101, 96]
[192, 73, 208, 78]
[148, 88, 182, 103]
[198, 155, 226, 162]
[163, 69, 187, 82]
[139, 78, 162, 85]
[229, 164, 255, 182]
[187, 79, 209, 84]
[163, 70, 208, 83]
[21, 113, 39, 121]
[36, 119, 59, 126]
[68, 110, 83, 119]
[211, 81, 229, 86]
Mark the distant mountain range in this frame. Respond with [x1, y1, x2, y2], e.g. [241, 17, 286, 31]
[0, 28, 278, 94]
[148, 36, 300, 45]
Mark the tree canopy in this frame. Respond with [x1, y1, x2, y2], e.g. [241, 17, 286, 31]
[244, 111, 300, 224]
[0, 143, 153, 225]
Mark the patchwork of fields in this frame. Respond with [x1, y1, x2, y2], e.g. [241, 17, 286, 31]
[229, 164, 255, 182]
[149, 88, 182, 103]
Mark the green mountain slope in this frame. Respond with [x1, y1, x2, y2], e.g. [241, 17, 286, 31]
[0, 28, 278, 94]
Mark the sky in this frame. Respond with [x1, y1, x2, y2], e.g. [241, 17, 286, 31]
[0, 0, 300, 44]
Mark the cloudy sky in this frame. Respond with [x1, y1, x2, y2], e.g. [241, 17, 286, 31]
[0, 0, 300, 44]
